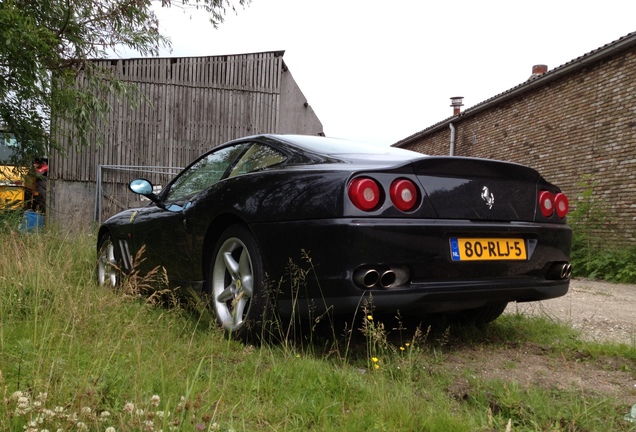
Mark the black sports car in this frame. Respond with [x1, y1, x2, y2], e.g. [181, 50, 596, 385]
[97, 134, 572, 338]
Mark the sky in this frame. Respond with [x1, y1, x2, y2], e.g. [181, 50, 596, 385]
[125, 0, 636, 145]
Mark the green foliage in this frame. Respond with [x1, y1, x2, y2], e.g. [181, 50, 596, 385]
[0, 207, 24, 232]
[0, 0, 249, 165]
[1, 231, 634, 431]
[568, 175, 636, 283]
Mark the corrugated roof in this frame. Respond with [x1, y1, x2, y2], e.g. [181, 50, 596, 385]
[102, 50, 286, 62]
[393, 30, 636, 148]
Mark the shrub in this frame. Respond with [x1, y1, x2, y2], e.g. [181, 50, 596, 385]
[568, 175, 636, 283]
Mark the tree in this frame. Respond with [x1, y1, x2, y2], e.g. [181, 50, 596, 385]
[0, 0, 249, 164]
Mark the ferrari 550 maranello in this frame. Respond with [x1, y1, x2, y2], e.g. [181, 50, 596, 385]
[97, 134, 572, 339]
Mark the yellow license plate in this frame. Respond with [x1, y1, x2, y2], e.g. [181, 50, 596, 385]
[450, 238, 527, 261]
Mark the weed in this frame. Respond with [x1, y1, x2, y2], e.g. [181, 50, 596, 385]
[2, 230, 635, 431]
[569, 175, 636, 283]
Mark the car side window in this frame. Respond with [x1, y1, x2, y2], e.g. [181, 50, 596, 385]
[165, 143, 248, 201]
[229, 144, 286, 178]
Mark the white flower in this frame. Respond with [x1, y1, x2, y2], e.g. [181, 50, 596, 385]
[151, 395, 160, 407]
[123, 402, 134, 414]
[15, 396, 31, 415]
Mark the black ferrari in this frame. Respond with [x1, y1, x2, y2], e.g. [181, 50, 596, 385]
[97, 134, 572, 338]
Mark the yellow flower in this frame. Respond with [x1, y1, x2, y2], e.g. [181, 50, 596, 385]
[371, 357, 379, 363]
[367, 315, 373, 321]
[405, 343, 410, 347]
[400, 346, 405, 351]
[374, 364, 380, 370]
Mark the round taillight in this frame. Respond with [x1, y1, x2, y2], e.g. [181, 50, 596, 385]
[348, 177, 381, 211]
[538, 190, 554, 218]
[554, 193, 569, 218]
[390, 179, 418, 212]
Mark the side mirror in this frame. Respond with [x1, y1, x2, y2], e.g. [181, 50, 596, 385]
[129, 178, 162, 206]
[129, 178, 153, 195]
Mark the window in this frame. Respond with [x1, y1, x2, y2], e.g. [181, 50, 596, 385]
[229, 144, 286, 177]
[0, 132, 18, 164]
[163, 143, 286, 202]
[165, 144, 248, 201]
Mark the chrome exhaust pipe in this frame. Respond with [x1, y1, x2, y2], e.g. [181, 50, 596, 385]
[546, 262, 572, 280]
[354, 268, 380, 289]
[354, 265, 411, 289]
[561, 263, 572, 279]
[380, 270, 396, 288]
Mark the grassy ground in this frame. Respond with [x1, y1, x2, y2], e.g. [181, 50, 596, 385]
[1, 227, 635, 431]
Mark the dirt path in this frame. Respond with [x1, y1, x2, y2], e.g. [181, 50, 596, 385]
[440, 280, 636, 404]
[506, 279, 636, 345]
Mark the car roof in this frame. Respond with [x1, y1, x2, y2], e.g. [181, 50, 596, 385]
[263, 134, 425, 162]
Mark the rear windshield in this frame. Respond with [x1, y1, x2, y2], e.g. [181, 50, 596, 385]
[279, 135, 423, 159]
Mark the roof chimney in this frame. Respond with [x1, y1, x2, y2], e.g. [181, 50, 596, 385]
[450, 96, 464, 116]
[528, 64, 548, 81]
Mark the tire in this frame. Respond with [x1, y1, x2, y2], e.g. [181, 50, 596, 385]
[454, 301, 508, 326]
[97, 233, 121, 289]
[209, 225, 270, 342]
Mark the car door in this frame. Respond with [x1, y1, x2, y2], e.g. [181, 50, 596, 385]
[129, 143, 250, 283]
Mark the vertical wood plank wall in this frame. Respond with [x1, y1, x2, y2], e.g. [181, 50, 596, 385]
[52, 51, 285, 183]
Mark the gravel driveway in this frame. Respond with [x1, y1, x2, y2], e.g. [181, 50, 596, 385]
[506, 279, 636, 345]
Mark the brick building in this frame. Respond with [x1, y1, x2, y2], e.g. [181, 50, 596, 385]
[394, 32, 636, 246]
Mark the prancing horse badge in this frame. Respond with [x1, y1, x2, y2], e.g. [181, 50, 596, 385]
[481, 186, 494, 209]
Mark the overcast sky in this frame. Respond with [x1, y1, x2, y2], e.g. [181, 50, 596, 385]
[132, 0, 636, 145]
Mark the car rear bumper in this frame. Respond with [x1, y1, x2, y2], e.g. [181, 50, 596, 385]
[250, 218, 572, 316]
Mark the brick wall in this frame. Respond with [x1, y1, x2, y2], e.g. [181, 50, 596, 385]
[401, 48, 636, 245]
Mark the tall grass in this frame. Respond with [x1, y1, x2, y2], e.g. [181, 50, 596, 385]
[568, 175, 636, 283]
[1, 228, 634, 431]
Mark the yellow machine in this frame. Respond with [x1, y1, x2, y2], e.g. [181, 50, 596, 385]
[0, 130, 47, 212]
[0, 164, 28, 209]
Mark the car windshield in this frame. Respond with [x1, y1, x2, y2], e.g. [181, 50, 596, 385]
[164, 142, 287, 202]
[165, 144, 248, 201]
[279, 135, 423, 159]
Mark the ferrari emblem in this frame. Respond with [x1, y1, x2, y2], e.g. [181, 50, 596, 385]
[481, 186, 494, 209]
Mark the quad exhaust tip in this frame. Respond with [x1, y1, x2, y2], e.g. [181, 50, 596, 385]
[561, 263, 573, 279]
[355, 268, 380, 288]
[547, 262, 572, 280]
[354, 262, 571, 288]
[354, 265, 409, 289]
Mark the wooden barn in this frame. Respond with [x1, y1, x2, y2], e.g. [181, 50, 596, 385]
[49, 50, 323, 230]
